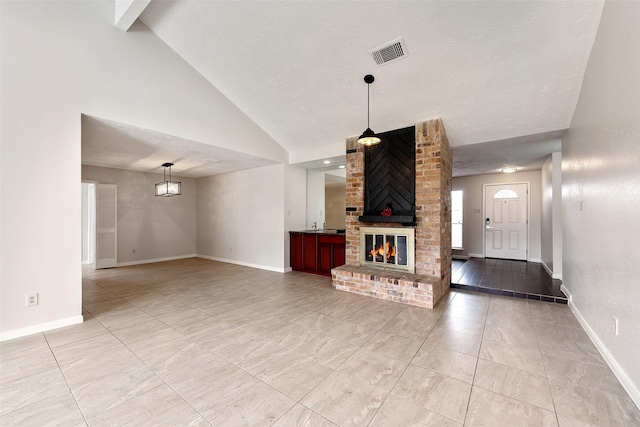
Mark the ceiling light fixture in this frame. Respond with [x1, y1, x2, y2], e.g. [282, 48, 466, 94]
[357, 74, 381, 146]
[155, 163, 182, 197]
[323, 160, 331, 165]
[501, 166, 518, 173]
[338, 165, 346, 169]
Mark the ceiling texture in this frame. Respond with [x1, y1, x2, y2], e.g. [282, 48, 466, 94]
[82, 0, 605, 177]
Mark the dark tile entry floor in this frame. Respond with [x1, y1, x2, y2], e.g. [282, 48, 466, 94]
[451, 258, 567, 304]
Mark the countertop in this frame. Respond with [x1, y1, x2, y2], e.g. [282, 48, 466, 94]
[289, 229, 346, 236]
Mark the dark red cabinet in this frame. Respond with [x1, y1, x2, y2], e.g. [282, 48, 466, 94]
[290, 231, 345, 276]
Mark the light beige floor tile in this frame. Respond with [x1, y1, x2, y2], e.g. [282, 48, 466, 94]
[337, 348, 408, 391]
[485, 311, 536, 333]
[0, 393, 86, 427]
[51, 331, 123, 366]
[124, 328, 196, 371]
[255, 352, 333, 400]
[424, 326, 482, 357]
[239, 316, 292, 336]
[479, 339, 545, 375]
[537, 327, 606, 366]
[380, 316, 435, 341]
[152, 342, 231, 386]
[269, 306, 311, 322]
[232, 339, 293, 375]
[392, 364, 472, 423]
[43, 317, 108, 349]
[301, 371, 387, 426]
[436, 314, 485, 337]
[265, 322, 322, 350]
[483, 323, 539, 350]
[206, 327, 270, 361]
[542, 353, 628, 398]
[0, 368, 70, 416]
[556, 414, 599, 427]
[173, 316, 234, 344]
[317, 299, 372, 319]
[549, 379, 640, 427]
[108, 318, 175, 345]
[346, 309, 395, 329]
[369, 394, 462, 427]
[272, 404, 337, 427]
[363, 331, 423, 362]
[465, 386, 558, 426]
[474, 359, 554, 410]
[294, 312, 343, 332]
[153, 306, 209, 329]
[296, 334, 360, 368]
[86, 384, 208, 426]
[60, 346, 163, 418]
[200, 379, 295, 427]
[323, 319, 379, 346]
[449, 294, 490, 312]
[0, 333, 49, 362]
[411, 343, 478, 384]
[443, 304, 488, 323]
[0, 347, 58, 385]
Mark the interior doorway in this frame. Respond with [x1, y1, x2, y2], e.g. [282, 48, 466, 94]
[484, 183, 529, 260]
[81, 182, 96, 266]
[81, 182, 117, 269]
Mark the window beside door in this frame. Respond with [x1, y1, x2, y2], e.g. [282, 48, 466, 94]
[452, 190, 463, 249]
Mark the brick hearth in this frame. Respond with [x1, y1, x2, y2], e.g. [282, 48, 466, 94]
[332, 118, 452, 309]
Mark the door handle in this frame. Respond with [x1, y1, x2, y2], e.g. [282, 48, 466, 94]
[486, 218, 493, 229]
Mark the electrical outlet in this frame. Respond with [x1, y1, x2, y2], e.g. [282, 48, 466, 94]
[26, 293, 39, 307]
[613, 317, 619, 336]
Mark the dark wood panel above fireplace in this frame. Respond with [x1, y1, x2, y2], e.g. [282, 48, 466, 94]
[359, 126, 416, 225]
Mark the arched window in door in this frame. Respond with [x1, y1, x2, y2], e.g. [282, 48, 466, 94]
[493, 189, 519, 199]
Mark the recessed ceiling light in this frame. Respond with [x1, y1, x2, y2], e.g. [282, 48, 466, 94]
[502, 167, 518, 173]
[323, 160, 331, 165]
[338, 165, 345, 169]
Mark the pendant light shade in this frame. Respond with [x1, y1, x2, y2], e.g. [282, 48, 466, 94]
[357, 74, 381, 146]
[155, 163, 181, 197]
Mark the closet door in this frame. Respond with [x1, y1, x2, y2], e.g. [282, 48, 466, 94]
[95, 184, 117, 269]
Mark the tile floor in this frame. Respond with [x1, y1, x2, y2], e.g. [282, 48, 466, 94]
[1, 258, 638, 426]
[451, 258, 567, 303]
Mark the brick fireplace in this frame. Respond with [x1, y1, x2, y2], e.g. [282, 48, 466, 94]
[331, 118, 452, 309]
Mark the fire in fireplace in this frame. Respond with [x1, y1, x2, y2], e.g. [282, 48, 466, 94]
[360, 227, 415, 273]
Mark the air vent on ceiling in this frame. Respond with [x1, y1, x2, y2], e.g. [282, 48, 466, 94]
[369, 37, 408, 66]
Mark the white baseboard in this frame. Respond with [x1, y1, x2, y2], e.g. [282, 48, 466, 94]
[117, 254, 197, 267]
[468, 253, 484, 258]
[563, 286, 640, 409]
[0, 315, 84, 342]
[197, 254, 287, 273]
[529, 257, 542, 263]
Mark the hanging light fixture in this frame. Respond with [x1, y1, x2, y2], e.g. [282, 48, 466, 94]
[357, 74, 381, 146]
[155, 163, 181, 197]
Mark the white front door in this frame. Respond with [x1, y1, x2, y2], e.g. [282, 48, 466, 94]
[484, 183, 528, 260]
[95, 183, 117, 269]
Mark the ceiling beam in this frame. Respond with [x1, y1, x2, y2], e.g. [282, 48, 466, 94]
[114, 0, 151, 31]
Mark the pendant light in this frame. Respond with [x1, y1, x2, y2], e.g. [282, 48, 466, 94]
[357, 74, 381, 146]
[155, 163, 181, 197]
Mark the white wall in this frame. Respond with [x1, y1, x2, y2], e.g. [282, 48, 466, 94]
[306, 170, 325, 229]
[82, 166, 196, 265]
[451, 170, 542, 260]
[541, 156, 554, 273]
[0, 1, 287, 338]
[284, 164, 308, 269]
[196, 164, 286, 272]
[562, 0, 640, 405]
[551, 152, 563, 279]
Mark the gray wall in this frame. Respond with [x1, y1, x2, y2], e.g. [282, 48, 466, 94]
[452, 170, 542, 260]
[562, 0, 640, 404]
[82, 166, 197, 265]
[196, 164, 288, 272]
[325, 185, 346, 230]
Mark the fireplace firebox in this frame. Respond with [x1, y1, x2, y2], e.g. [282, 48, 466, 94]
[360, 227, 415, 274]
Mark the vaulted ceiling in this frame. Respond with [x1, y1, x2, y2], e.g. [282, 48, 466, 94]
[85, 0, 605, 177]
